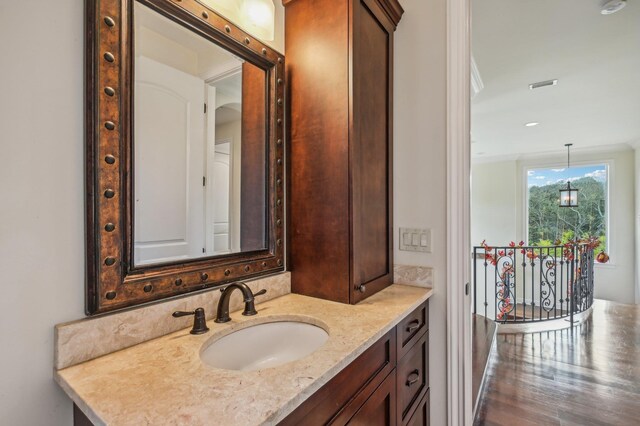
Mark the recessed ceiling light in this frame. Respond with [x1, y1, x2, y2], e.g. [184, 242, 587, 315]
[601, 0, 626, 15]
[525, 122, 539, 127]
[529, 79, 558, 90]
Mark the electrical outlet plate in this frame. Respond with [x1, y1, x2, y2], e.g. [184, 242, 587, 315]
[399, 228, 432, 253]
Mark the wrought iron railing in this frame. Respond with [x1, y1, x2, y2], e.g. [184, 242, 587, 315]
[472, 243, 595, 324]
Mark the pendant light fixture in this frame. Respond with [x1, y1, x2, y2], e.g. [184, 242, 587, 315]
[559, 143, 578, 208]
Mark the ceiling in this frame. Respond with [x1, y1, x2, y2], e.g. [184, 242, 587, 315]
[471, 0, 640, 160]
[135, 2, 242, 79]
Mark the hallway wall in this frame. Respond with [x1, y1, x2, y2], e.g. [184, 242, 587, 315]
[394, 0, 448, 424]
[472, 147, 636, 304]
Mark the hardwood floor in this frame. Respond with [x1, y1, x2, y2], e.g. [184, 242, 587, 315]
[472, 314, 497, 408]
[474, 299, 640, 426]
[505, 302, 569, 321]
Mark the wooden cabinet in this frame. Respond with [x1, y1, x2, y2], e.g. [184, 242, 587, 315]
[347, 370, 397, 426]
[397, 331, 429, 424]
[280, 329, 397, 425]
[406, 391, 430, 426]
[281, 300, 430, 425]
[284, 0, 403, 304]
[73, 301, 430, 426]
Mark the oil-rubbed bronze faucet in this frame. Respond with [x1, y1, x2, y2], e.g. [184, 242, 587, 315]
[172, 307, 209, 334]
[215, 282, 267, 323]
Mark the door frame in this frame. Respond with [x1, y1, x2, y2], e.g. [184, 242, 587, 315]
[203, 66, 242, 255]
[212, 137, 235, 254]
[446, 0, 472, 424]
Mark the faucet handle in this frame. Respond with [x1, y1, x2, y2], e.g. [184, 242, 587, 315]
[242, 289, 267, 316]
[172, 310, 196, 317]
[219, 286, 266, 296]
[172, 307, 209, 335]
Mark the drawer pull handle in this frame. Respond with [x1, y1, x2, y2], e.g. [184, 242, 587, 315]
[406, 320, 421, 333]
[406, 369, 420, 387]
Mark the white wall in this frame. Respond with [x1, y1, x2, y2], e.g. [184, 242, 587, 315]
[471, 161, 518, 246]
[472, 148, 636, 305]
[635, 146, 640, 304]
[394, 0, 448, 424]
[0, 1, 284, 424]
[0, 2, 85, 424]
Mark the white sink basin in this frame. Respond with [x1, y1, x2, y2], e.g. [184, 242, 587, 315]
[200, 320, 329, 371]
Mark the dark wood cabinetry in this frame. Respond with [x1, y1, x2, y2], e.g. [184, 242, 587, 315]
[406, 391, 430, 426]
[397, 331, 429, 423]
[280, 330, 397, 425]
[73, 300, 430, 426]
[281, 300, 430, 425]
[284, 0, 403, 304]
[347, 370, 397, 426]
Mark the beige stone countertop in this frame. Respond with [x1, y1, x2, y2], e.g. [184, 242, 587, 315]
[55, 284, 433, 426]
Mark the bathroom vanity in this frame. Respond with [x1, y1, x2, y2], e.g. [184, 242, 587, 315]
[56, 284, 432, 425]
[57, 0, 430, 424]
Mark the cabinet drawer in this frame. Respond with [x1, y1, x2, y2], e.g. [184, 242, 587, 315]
[406, 389, 430, 426]
[397, 301, 428, 359]
[346, 369, 397, 426]
[397, 331, 429, 424]
[280, 329, 397, 425]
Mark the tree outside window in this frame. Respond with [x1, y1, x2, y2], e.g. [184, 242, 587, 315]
[527, 165, 607, 254]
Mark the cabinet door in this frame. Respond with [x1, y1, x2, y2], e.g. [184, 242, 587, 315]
[351, 0, 395, 303]
[397, 332, 429, 423]
[406, 390, 430, 426]
[281, 330, 396, 426]
[347, 370, 397, 426]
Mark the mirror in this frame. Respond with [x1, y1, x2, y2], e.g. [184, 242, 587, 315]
[133, 3, 266, 266]
[85, 0, 285, 314]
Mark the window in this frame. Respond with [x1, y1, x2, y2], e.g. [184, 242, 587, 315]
[527, 165, 608, 253]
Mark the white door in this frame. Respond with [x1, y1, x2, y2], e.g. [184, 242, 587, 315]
[212, 141, 232, 254]
[134, 56, 205, 265]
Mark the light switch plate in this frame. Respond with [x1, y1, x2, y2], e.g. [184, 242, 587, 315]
[399, 228, 432, 252]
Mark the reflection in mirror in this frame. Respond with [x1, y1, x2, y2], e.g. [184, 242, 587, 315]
[133, 2, 267, 266]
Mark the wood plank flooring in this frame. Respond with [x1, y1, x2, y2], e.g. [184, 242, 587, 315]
[505, 302, 569, 321]
[474, 299, 640, 426]
[472, 314, 497, 409]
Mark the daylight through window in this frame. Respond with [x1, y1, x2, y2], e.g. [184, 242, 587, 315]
[527, 165, 608, 254]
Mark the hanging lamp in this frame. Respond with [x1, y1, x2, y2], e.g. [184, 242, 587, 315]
[559, 143, 578, 207]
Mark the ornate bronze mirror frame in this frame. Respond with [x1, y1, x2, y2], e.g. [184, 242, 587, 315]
[85, 0, 285, 314]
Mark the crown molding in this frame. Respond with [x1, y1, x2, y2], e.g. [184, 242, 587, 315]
[472, 153, 521, 164]
[377, 0, 404, 27]
[282, 0, 403, 26]
[472, 143, 634, 165]
[625, 139, 640, 149]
